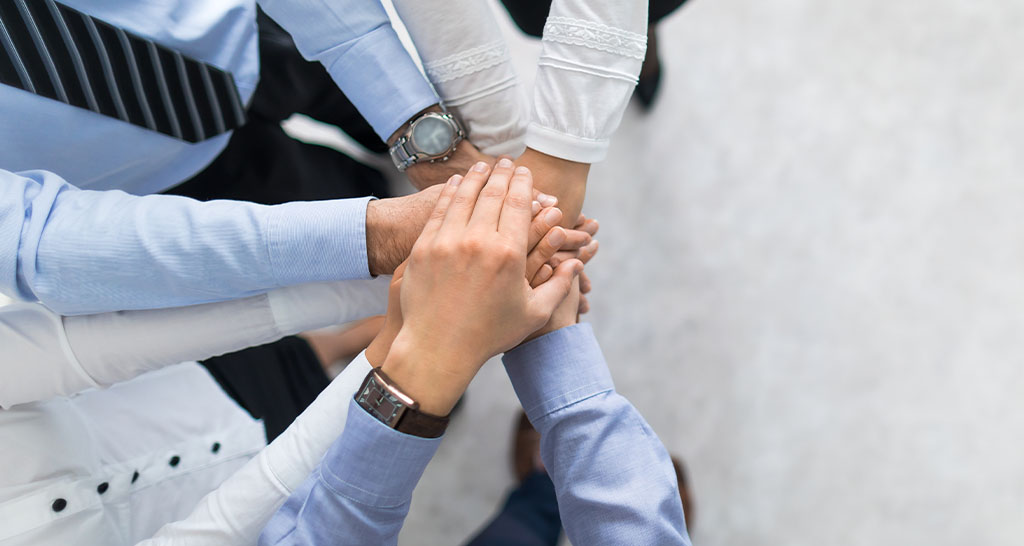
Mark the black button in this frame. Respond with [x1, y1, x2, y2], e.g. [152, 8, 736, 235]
[52, 498, 67, 512]
[131, 470, 140, 484]
[169, 455, 181, 467]
[97, 482, 109, 494]
[211, 442, 221, 454]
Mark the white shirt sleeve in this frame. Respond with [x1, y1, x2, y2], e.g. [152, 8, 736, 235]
[140, 351, 374, 546]
[527, 0, 649, 163]
[392, 0, 647, 163]
[391, 0, 529, 157]
[0, 279, 388, 409]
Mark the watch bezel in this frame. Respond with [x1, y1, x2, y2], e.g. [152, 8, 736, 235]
[389, 111, 465, 171]
[357, 369, 417, 428]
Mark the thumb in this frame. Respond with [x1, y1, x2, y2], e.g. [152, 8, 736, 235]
[530, 259, 583, 318]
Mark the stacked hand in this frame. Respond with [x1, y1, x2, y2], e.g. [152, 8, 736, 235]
[371, 159, 591, 416]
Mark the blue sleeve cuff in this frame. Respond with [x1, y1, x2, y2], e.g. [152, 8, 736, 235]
[318, 398, 442, 508]
[265, 197, 373, 286]
[325, 25, 438, 141]
[502, 323, 615, 424]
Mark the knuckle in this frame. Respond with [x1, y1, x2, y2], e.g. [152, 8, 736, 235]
[451, 194, 475, 208]
[479, 186, 507, 200]
[504, 194, 532, 211]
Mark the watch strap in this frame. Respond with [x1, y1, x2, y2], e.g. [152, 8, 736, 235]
[356, 368, 449, 439]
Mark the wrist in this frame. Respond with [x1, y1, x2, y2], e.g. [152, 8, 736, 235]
[381, 328, 482, 416]
[365, 200, 402, 276]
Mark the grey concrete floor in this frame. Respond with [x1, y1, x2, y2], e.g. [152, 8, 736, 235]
[394, 1, 1024, 544]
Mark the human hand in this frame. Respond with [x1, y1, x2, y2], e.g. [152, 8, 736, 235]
[381, 159, 583, 415]
[365, 175, 575, 277]
[365, 192, 591, 368]
[365, 184, 444, 276]
[405, 139, 496, 191]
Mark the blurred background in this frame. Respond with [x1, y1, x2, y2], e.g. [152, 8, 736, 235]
[374, 0, 1024, 544]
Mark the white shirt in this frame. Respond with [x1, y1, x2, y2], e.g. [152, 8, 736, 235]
[0, 281, 385, 545]
[391, 0, 648, 163]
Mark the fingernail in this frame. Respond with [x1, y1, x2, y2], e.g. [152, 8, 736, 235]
[538, 193, 557, 207]
[532, 200, 541, 215]
[497, 157, 513, 169]
[515, 166, 531, 176]
[548, 227, 566, 247]
[472, 161, 489, 173]
[449, 174, 463, 186]
[543, 207, 562, 226]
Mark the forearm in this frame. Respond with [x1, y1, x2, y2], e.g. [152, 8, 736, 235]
[259, 400, 440, 546]
[528, 0, 649, 163]
[0, 279, 387, 409]
[143, 352, 376, 546]
[1, 169, 372, 314]
[391, 0, 528, 156]
[257, 0, 437, 141]
[516, 148, 589, 227]
[503, 324, 690, 545]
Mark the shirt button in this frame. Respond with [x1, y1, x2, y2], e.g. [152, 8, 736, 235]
[131, 470, 140, 484]
[211, 442, 221, 454]
[169, 455, 181, 467]
[97, 482, 109, 494]
[52, 498, 67, 512]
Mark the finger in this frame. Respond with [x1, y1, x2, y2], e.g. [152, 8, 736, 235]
[498, 165, 535, 247]
[534, 190, 557, 209]
[419, 174, 463, 240]
[578, 294, 590, 315]
[577, 240, 599, 264]
[531, 263, 554, 288]
[528, 207, 563, 252]
[532, 200, 541, 217]
[526, 226, 566, 283]
[560, 228, 592, 252]
[579, 271, 592, 294]
[547, 250, 577, 268]
[469, 157, 515, 229]
[577, 217, 599, 236]
[442, 161, 492, 229]
[530, 259, 584, 318]
[574, 213, 586, 228]
[391, 259, 409, 284]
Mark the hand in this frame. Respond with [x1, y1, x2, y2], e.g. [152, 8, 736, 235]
[515, 147, 590, 228]
[365, 175, 576, 277]
[365, 184, 444, 276]
[366, 192, 591, 367]
[382, 159, 583, 415]
[405, 140, 496, 191]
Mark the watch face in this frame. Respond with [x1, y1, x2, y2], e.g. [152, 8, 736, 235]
[358, 381, 405, 425]
[411, 116, 455, 156]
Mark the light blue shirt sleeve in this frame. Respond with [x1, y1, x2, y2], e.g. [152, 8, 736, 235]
[257, 0, 439, 141]
[259, 398, 441, 546]
[0, 169, 373, 315]
[503, 323, 693, 546]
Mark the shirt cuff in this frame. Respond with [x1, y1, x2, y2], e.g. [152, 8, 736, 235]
[326, 25, 439, 141]
[318, 398, 442, 508]
[265, 197, 373, 287]
[502, 322, 614, 424]
[525, 123, 610, 164]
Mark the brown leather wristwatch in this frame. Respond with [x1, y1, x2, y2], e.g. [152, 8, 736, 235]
[355, 368, 449, 438]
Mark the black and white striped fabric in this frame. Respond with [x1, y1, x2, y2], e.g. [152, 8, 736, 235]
[0, 0, 246, 142]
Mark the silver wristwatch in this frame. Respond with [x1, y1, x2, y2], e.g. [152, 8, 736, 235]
[388, 110, 465, 172]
